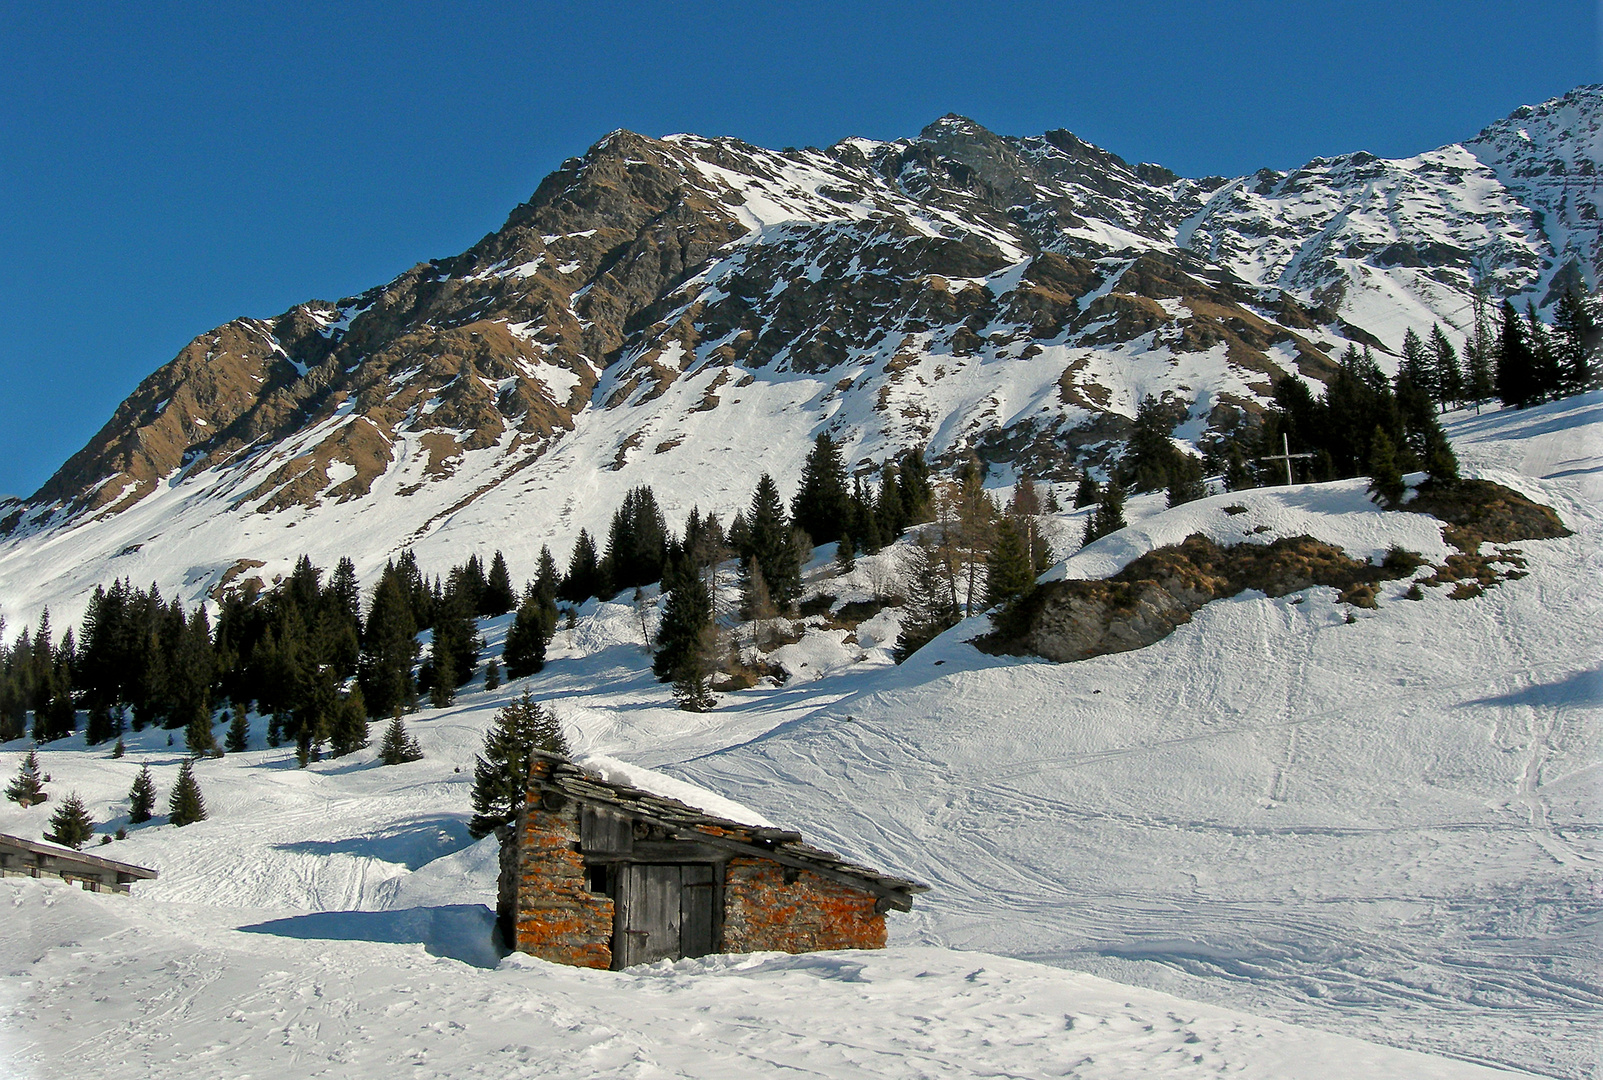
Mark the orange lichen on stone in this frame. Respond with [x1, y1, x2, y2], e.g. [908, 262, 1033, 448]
[500, 797, 615, 969]
[721, 858, 886, 954]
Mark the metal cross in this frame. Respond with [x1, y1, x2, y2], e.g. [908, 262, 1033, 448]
[1259, 433, 1316, 486]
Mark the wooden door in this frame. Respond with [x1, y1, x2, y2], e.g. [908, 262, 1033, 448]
[612, 863, 718, 968]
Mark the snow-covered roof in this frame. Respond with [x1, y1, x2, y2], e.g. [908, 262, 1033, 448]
[526, 751, 928, 905]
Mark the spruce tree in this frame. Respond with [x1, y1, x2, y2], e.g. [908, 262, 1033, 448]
[483, 656, 501, 691]
[897, 447, 934, 525]
[533, 546, 560, 605]
[128, 764, 156, 823]
[559, 529, 603, 603]
[484, 552, 516, 616]
[1165, 455, 1207, 507]
[185, 709, 216, 757]
[1399, 327, 1436, 402]
[377, 713, 424, 765]
[45, 792, 94, 849]
[1124, 396, 1181, 492]
[791, 432, 851, 545]
[358, 571, 418, 719]
[167, 760, 207, 826]
[5, 750, 48, 806]
[653, 572, 714, 684]
[1527, 303, 1563, 400]
[894, 538, 960, 662]
[429, 649, 457, 708]
[1554, 287, 1599, 394]
[835, 535, 856, 574]
[985, 518, 1035, 609]
[503, 594, 553, 679]
[1423, 421, 1461, 485]
[1367, 428, 1407, 507]
[1429, 324, 1463, 410]
[1497, 300, 1539, 408]
[742, 474, 801, 610]
[469, 691, 569, 838]
[327, 690, 369, 757]
[224, 709, 250, 753]
[1073, 473, 1100, 509]
[1083, 480, 1128, 545]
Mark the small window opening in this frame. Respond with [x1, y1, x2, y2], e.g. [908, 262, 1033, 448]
[587, 864, 610, 894]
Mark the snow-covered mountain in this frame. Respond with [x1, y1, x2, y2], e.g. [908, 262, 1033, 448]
[0, 86, 1598, 631]
[5, 393, 1598, 1078]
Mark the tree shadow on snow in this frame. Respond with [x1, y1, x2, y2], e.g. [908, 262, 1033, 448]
[271, 814, 475, 869]
[237, 903, 504, 968]
[1462, 667, 1603, 711]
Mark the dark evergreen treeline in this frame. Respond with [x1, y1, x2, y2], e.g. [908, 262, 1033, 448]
[0, 546, 548, 762]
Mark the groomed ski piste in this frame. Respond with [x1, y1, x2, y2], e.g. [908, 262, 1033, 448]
[3, 393, 1598, 1079]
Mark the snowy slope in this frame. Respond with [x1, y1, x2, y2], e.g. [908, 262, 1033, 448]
[2, 393, 1597, 1078]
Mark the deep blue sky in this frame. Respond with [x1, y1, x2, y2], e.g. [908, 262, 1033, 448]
[1, 1, 1597, 498]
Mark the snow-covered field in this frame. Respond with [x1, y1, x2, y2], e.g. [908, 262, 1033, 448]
[4, 393, 1599, 1078]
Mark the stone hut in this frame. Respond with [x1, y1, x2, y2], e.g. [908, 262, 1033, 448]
[497, 752, 927, 969]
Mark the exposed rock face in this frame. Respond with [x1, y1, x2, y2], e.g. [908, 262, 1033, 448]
[1, 90, 1595, 616]
[985, 534, 1407, 663]
[987, 480, 1572, 664]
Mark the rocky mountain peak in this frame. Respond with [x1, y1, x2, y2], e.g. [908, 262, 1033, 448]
[1, 89, 1595, 624]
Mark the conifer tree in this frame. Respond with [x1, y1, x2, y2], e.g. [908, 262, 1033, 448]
[377, 713, 424, 765]
[45, 792, 94, 849]
[224, 709, 250, 753]
[1367, 428, 1407, 507]
[1400, 327, 1436, 402]
[111, 737, 125, 758]
[1497, 300, 1539, 408]
[874, 461, 905, 539]
[5, 750, 48, 806]
[1554, 287, 1599, 393]
[791, 432, 852, 545]
[469, 692, 569, 838]
[1423, 421, 1461, 485]
[835, 535, 856, 574]
[327, 690, 369, 757]
[559, 529, 604, 603]
[483, 655, 501, 691]
[1429, 324, 1463, 410]
[1124, 396, 1182, 492]
[533, 545, 560, 606]
[653, 571, 715, 684]
[167, 760, 207, 826]
[484, 552, 517, 616]
[430, 588, 480, 691]
[1527, 303, 1563, 400]
[502, 593, 553, 679]
[128, 764, 156, 823]
[429, 648, 457, 708]
[1083, 480, 1127, 544]
[1165, 455, 1207, 507]
[985, 518, 1035, 609]
[358, 571, 418, 718]
[602, 486, 669, 592]
[185, 708, 216, 757]
[741, 474, 801, 611]
[897, 447, 934, 525]
[894, 537, 961, 662]
[1466, 289, 1496, 406]
[1073, 473, 1100, 508]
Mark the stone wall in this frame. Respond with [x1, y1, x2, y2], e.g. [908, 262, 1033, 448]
[501, 797, 615, 970]
[721, 857, 886, 954]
